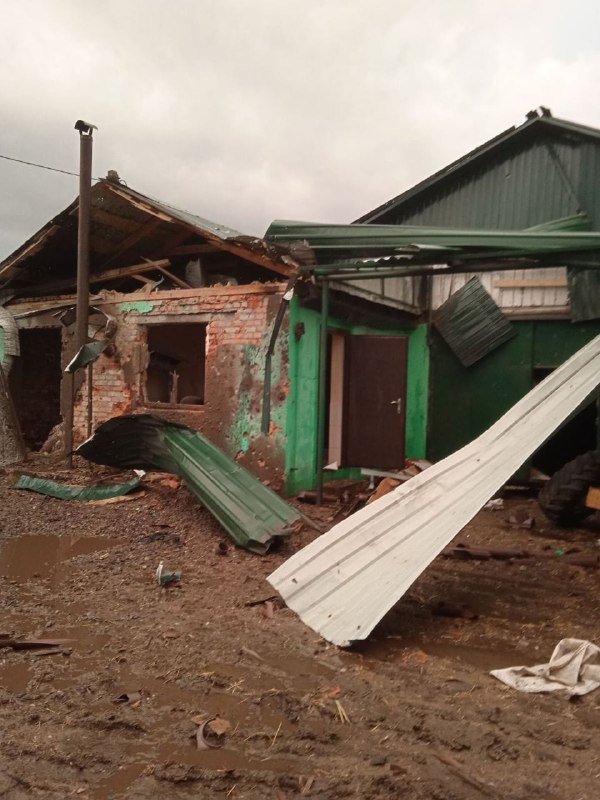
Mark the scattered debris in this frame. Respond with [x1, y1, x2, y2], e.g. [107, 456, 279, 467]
[483, 498, 504, 510]
[76, 414, 302, 554]
[366, 477, 401, 505]
[442, 543, 530, 561]
[269, 335, 600, 645]
[156, 561, 182, 587]
[87, 491, 146, 506]
[270, 721, 282, 749]
[244, 595, 279, 608]
[491, 638, 600, 696]
[434, 751, 496, 797]
[0, 637, 74, 650]
[112, 691, 142, 705]
[195, 717, 223, 750]
[14, 472, 143, 502]
[262, 600, 275, 619]
[240, 646, 264, 662]
[507, 508, 535, 528]
[300, 776, 316, 795]
[335, 699, 351, 724]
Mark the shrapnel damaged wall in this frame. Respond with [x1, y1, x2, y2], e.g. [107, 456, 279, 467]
[70, 283, 290, 491]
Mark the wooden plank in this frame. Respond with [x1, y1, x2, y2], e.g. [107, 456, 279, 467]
[586, 486, 600, 511]
[156, 266, 191, 290]
[0, 225, 60, 277]
[100, 283, 287, 303]
[104, 181, 293, 276]
[90, 258, 171, 285]
[89, 207, 142, 233]
[99, 216, 164, 269]
[495, 278, 568, 289]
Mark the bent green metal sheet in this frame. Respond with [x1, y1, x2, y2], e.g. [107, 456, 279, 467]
[75, 414, 301, 554]
[15, 473, 142, 501]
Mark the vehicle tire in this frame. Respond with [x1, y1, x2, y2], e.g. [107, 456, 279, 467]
[538, 450, 600, 526]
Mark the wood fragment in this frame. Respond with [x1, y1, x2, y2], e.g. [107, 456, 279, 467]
[241, 646, 264, 662]
[155, 265, 192, 290]
[586, 486, 600, 511]
[86, 491, 146, 506]
[300, 776, 315, 796]
[335, 699, 351, 724]
[434, 752, 498, 797]
[269, 721, 282, 749]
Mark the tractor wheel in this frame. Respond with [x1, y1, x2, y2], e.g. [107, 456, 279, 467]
[538, 450, 600, 526]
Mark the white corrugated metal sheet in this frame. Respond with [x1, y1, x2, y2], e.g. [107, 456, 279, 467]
[334, 275, 422, 314]
[431, 267, 569, 312]
[268, 334, 600, 646]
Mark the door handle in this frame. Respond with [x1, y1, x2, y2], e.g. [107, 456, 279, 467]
[390, 397, 402, 415]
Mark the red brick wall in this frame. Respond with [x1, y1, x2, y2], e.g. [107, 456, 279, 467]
[72, 284, 289, 489]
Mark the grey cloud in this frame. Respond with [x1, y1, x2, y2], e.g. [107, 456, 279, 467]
[2, 0, 600, 259]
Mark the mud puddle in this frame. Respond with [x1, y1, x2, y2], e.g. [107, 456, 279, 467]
[91, 763, 147, 800]
[356, 637, 534, 671]
[0, 534, 119, 582]
[0, 661, 33, 691]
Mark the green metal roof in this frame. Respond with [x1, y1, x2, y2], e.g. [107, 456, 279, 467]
[265, 220, 600, 272]
[355, 114, 600, 231]
[76, 414, 301, 554]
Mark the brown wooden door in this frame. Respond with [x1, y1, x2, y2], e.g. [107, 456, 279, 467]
[343, 335, 408, 469]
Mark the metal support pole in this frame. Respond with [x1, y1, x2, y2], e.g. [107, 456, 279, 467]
[315, 280, 329, 505]
[65, 119, 96, 465]
[86, 363, 93, 438]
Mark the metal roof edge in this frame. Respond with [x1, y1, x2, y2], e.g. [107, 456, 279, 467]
[355, 114, 600, 224]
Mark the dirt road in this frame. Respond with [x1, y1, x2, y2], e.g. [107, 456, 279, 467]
[1, 463, 599, 798]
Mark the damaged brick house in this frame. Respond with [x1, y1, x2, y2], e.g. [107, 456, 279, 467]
[4, 110, 600, 499]
[0, 177, 296, 490]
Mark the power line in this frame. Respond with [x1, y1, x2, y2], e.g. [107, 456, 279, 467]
[0, 153, 101, 180]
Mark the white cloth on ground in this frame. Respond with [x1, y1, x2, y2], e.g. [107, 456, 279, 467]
[491, 638, 600, 696]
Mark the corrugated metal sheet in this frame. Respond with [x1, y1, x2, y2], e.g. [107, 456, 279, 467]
[76, 414, 301, 554]
[433, 277, 515, 366]
[357, 116, 600, 229]
[431, 267, 569, 312]
[268, 334, 600, 646]
[266, 220, 600, 259]
[15, 473, 142, 501]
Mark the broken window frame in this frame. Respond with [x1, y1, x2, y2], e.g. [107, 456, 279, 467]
[142, 316, 208, 410]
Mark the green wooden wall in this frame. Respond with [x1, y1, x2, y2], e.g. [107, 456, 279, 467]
[428, 319, 600, 463]
[285, 297, 429, 494]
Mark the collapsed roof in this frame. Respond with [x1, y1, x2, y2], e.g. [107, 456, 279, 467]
[0, 177, 293, 299]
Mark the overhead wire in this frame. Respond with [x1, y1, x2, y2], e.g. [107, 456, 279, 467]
[0, 153, 101, 180]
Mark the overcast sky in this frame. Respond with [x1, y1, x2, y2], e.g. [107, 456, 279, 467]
[1, 0, 600, 259]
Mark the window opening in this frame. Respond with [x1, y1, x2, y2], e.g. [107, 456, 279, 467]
[146, 323, 206, 406]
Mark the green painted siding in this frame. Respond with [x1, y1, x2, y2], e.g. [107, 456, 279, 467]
[285, 298, 429, 494]
[428, 320, 600, 463]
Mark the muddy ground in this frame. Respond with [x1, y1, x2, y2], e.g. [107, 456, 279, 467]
[1, 459, 599, 799]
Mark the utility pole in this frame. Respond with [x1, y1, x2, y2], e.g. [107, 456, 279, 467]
[64, 119, 96, 464]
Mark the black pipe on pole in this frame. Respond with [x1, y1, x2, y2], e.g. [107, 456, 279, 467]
[65, 120, 96, 465]
[74, 120, 95, 353]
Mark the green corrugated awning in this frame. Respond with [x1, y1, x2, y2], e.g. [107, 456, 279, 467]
[265, 219, 600, 271]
